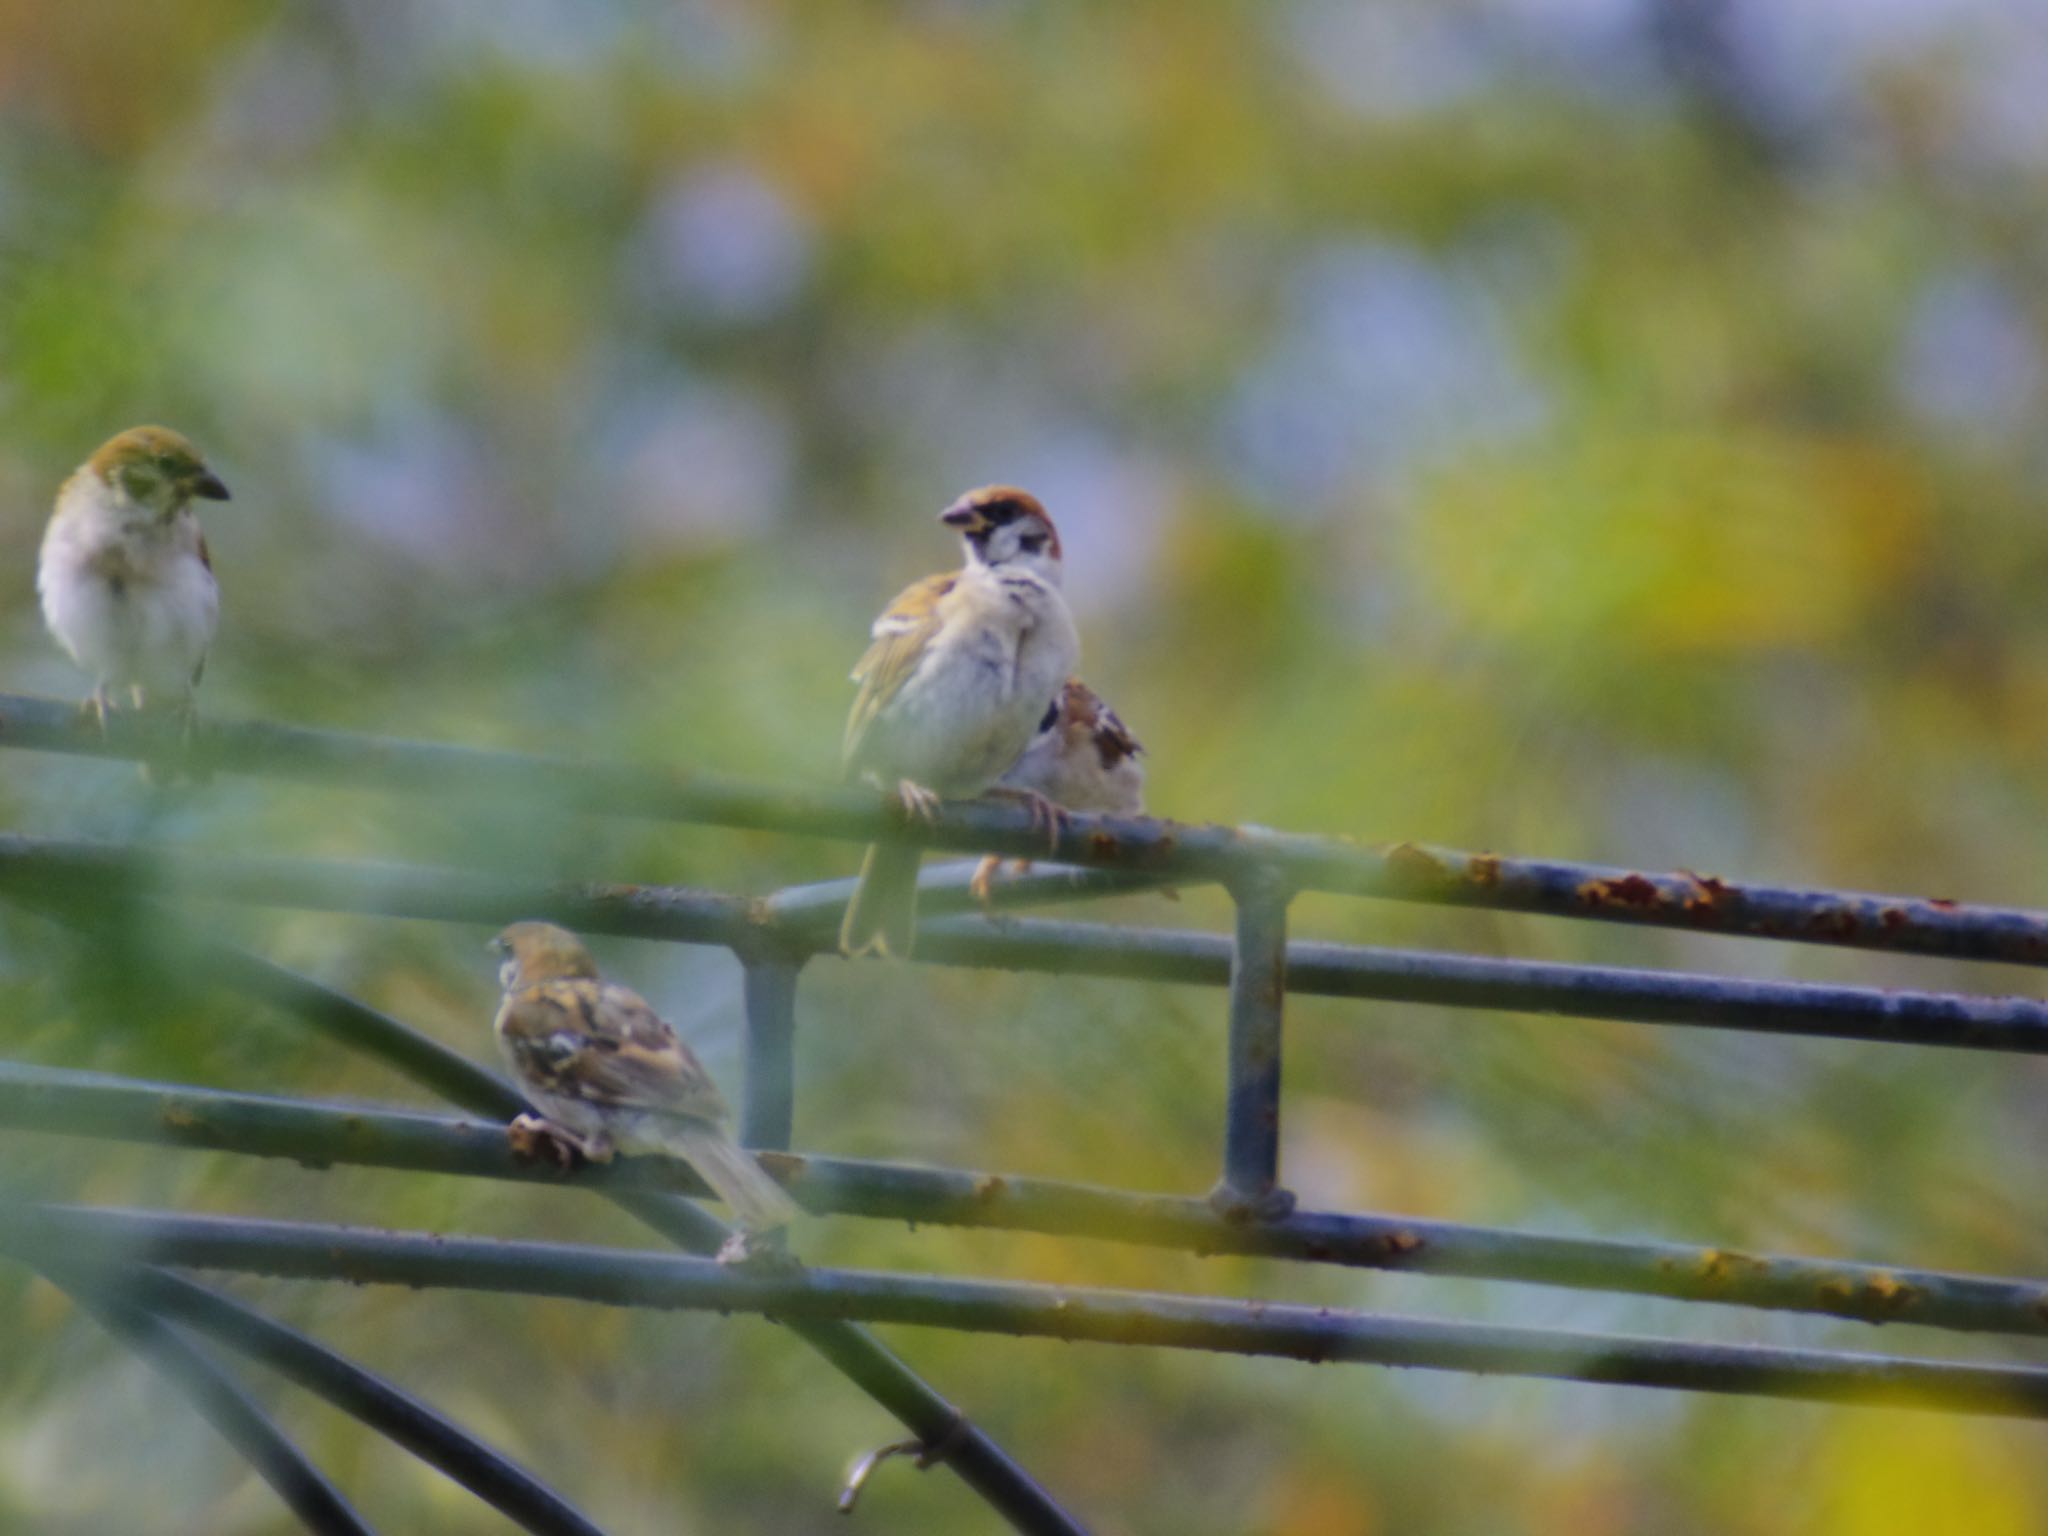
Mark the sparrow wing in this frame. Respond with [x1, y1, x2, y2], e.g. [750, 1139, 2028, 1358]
[498, 979, 731, 1126]
[842, 569, 956, 766]
[1063, 679, 1143, 768]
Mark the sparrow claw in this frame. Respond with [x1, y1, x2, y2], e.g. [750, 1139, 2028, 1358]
[969, 856, 1038, 908]
[894, 779, 943, 825]
[985, 786, 1068, 854]
[968, 855, 1000, 908]
[1037, 800, 1068, 856]
[506, 1113, 611, 1169]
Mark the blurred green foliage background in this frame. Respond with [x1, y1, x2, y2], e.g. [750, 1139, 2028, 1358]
[3, 1, 2048, 1531]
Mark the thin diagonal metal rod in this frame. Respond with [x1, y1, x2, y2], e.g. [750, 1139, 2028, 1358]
[13, 839, 2048, 1055]
[6, 896, 1088, 1536]
[44, 1271, 374, 1536]
[4, 1063, 2041, 1338]
[14, 1204, 2048, 1421]
[2, 692, 2045, 965]
[45, 1261, 608, 1536]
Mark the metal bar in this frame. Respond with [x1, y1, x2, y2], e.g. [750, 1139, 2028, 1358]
[764, 861, 1184, 932]
[15, 1204, 2048, 1420]
[47, 1274, 374, 1536]
[7, 900, 1090, 1536]
[740, 958, 801, 1150]
[3, 692, 2045, 963]
[1213, 872, 1294, 1221]
[35, 1261, 606, 1536]
[14, 841, 2048, 1056]
[4, 1063, 2041, 1338]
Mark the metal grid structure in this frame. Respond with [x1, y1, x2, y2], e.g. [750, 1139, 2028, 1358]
[2, 691, 2047, 1533]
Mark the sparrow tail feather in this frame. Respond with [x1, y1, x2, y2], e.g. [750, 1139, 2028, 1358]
[840, 841, 921, 957]
[661, 1122, 799, 1233]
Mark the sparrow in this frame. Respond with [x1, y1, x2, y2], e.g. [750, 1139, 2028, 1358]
[38, 426, 231, 735]
[839, 486, 1081, 957]
[969, 676, 1146, 904]
[490, 922, 799, 1240]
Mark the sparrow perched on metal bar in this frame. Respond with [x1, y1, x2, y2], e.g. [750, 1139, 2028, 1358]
[970, 676, 1146, 904]
[839, 486, 1081, 957]
[38, 426, 231, 737]
[491, 922, 798, 1241]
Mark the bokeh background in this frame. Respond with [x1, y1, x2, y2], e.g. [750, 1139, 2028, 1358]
[4, 0, 2048, 1531]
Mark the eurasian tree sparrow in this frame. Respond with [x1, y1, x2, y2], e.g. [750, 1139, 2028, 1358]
[491, 922, 799, 1240]
[970, 676, 1146, 903]
[839, 486, 1081, 956]
[38, 426, 230, 733]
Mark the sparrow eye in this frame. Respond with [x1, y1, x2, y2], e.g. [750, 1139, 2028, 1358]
[1019, 533, 1047, 554]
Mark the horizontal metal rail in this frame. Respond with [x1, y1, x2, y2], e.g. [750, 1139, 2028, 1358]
[47, 1271, 374, 1536]
[7, 692, 2046, 1463]
[12, 1204, 2048, 1421]
[1, 1062, 2040, 1337]
[11, 839, 2048, 1056]
[9, 894, 1086, 1536]
[3, 691, 2045, 965]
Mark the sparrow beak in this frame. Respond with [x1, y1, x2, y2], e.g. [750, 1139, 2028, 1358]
[938, 498, 984, 531]
[188, 470, 231, 502]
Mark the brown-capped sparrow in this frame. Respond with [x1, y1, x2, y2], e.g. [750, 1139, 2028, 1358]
[839, 486, 1080, 957]
[491, 922, 798, 1242]
[969, 676, 1146, 903]
[38, 426, 230, 735]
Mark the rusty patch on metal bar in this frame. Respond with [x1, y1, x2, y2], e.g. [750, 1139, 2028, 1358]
[1691, 1248, 1769, 1286]
[972, 1175, 1008, 1202]
[1680, 872, 1731, 915]
[1806, 908, 1861, 940]
[1818, 1270, 1925, 1320]
[1467, 854, 1502, 889]
[1578, 873, 1662, 910]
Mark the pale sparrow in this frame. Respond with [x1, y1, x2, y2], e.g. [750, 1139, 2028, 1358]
[970, 676, 1146, 903]
[37, 426, 230, 734]
[491, 922, 799, 1237]
[839, 487, 1081, 957]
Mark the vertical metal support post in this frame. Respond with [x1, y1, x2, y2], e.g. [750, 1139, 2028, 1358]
[1210, 867, 1297, 1223]
[739, 954, 801, 1151]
